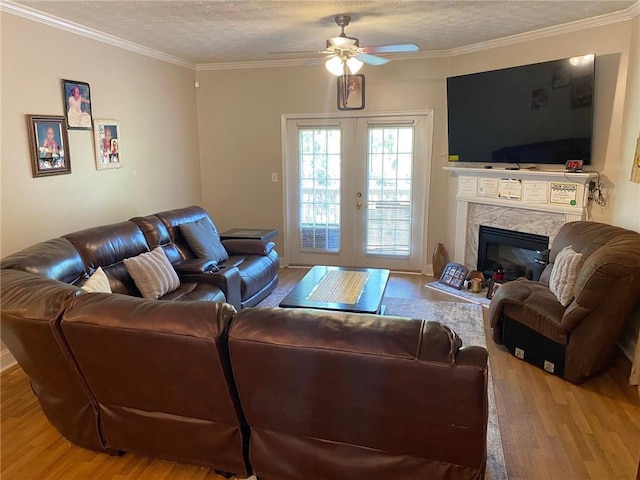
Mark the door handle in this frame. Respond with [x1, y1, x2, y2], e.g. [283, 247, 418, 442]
[356, 202, 362, 209]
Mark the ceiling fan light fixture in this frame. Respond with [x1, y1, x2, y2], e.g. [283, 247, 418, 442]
[347, 56, 363, 74]
[327, 36, 359, 50]
[325, 56, 345, 76]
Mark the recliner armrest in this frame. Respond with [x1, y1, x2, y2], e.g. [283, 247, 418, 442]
[172, 258, 218, 274]
[180, 266, 241, 311]
[222, 239, 274, 256]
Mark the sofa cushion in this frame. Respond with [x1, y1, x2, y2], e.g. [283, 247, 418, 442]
[81, 267, 111, 293]
[179, 219, 228, 263]
[549, 246, 583, 307]
[123, 248, 180, 300]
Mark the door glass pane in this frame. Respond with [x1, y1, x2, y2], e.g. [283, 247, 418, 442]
[366, 126, 413, 256]
[298, 128, 341, 251]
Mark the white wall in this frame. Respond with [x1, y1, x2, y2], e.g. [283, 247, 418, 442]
[0, 13, 202, 369]
[194, 58, 450, 259]
[1, 14, 202, 258]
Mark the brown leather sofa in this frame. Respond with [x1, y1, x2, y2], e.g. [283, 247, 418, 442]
[1, 208, 488, 478]
[1, 205, 279, 310]
[1, 287, 489, 479]
[229, 307, 489, 480]
[131, 206, 280, 309]
[489, 221, 640, 384]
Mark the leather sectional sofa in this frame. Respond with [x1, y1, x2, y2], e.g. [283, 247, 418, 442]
[1, 205, 279, 311]
[1, 206, 489, 479]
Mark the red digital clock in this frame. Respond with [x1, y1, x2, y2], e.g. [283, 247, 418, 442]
[565, 160, 584, 172]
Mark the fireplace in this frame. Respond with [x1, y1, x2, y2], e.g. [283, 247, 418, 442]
[477, 226, 549, 281]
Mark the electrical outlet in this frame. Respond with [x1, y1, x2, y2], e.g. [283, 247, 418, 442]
[543, 360, 555, 373]
[515, 347, 525, 359]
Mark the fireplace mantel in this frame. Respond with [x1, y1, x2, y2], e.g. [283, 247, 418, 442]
[444, 166, 599, 266]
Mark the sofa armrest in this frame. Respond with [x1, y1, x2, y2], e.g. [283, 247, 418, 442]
[172, 258, 218, 274]
[222, 239, 274, 256]
[180, 266, 241, 311]
[456, 346, 489, 367]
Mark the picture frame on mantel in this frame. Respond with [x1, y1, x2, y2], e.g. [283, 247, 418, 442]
[27, 114, 71, 178]
[337, 74, 365, 110]
[93, 119, 122, 170]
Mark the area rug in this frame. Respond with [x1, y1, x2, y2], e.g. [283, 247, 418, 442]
[426, 281, 491, 307]
[256, 288, 508, 480]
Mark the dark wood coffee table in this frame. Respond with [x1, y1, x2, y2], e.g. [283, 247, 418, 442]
[279, 266, 390, 314]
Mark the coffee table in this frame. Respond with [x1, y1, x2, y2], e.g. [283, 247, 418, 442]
[279, 266, 390, 314]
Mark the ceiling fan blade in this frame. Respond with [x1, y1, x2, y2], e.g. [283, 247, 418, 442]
[355, 53, 390, 66]
[362, 44, 419, 54]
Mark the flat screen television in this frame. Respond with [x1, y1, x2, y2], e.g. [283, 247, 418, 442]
[446, 54, 595, 166]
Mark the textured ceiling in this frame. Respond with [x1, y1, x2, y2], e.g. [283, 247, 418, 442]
[8, 1, 638, 66]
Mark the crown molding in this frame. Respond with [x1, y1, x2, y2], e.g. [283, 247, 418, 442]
[1, 1, 196, 70]
[445, 0, 640, 57]
[3, 0, 637, 72]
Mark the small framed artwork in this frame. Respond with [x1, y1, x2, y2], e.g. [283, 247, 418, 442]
[62, 79, 93, 130]
[337, 74, 365, 110]
[27, 115, 71, 177]
[438, 262, 469, 290]
[93, 119, 122, 169]
[486, 279, 504, 300]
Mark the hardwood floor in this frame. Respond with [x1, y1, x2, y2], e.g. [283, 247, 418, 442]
[2, 268, 639, 479]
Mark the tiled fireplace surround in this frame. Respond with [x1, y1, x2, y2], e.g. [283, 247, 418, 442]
[444, 167, 598, 268]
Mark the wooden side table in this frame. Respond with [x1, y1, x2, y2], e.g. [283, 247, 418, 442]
[219, 228, 278, 241]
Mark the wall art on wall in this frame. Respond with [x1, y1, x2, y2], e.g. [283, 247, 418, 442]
[337, 74, 365, 110]
[62, 79, 93, 130]
[27, 114, 71, 177]
[631, 135, 640, 184]
[93, 119, 122, 170]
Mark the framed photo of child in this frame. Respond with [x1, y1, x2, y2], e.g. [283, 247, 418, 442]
[27, 115, 71, 177]
[62, 79, 93, 130]
[93, 119, 122, 170]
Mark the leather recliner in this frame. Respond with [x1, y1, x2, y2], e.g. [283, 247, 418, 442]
[488, 221, 640, 384]
[132, 206, 279, 310]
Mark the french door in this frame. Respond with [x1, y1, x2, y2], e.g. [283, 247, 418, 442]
[284, 113, 431, 272]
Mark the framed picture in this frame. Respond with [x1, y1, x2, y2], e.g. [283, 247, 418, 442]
[486, 279, 504, 299]
[438, 262, 469, 290]
[337, 74, 365, 110]
[62, 79, 93, 130]
[93, 119, 122, 169]
[27, 115, 71, 177]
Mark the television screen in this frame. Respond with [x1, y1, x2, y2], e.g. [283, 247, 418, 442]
[447, 54, 595, 165]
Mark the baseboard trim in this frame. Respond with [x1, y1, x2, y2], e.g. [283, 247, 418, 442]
[1, 349, 17, 372]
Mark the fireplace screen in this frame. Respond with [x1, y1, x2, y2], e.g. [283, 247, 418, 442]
[477, 226, 549, 281]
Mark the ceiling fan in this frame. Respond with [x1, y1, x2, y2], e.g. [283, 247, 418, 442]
[288, 15, 419, 76]
[323, 15, 418, 75]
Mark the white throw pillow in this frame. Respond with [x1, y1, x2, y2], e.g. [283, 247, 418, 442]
[124, 247, 180, 299]
[81, 266, 112, 293]
[549, 245, 584, 307]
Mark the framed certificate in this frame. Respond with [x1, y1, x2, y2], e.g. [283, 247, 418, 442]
[549, 182, 578, 206]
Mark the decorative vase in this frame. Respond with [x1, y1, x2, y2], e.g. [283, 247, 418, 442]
[432, 243, 450, 279]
